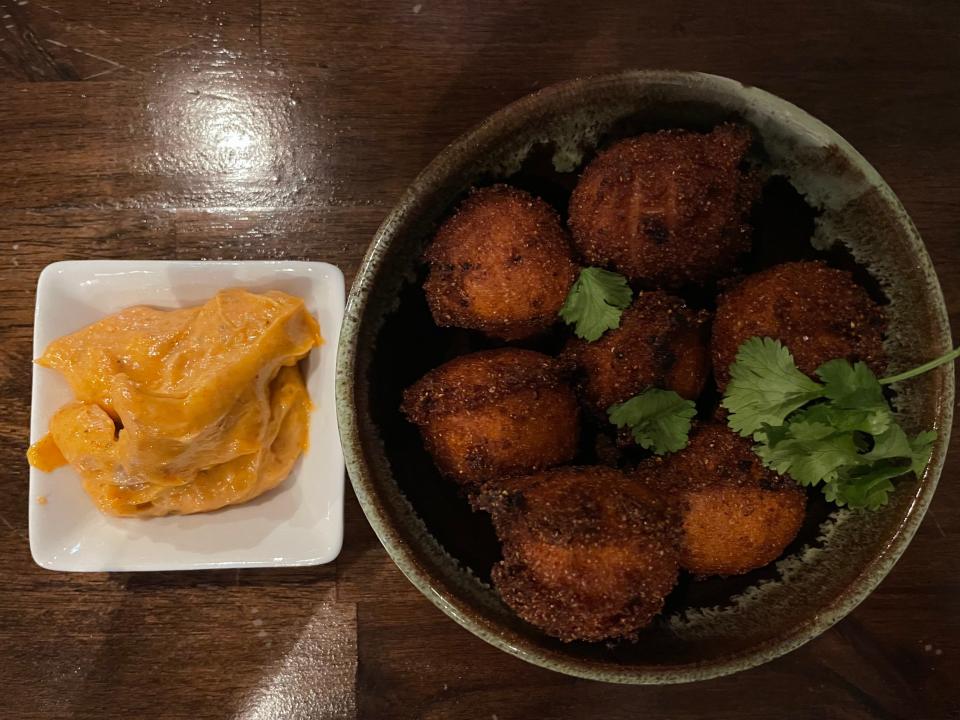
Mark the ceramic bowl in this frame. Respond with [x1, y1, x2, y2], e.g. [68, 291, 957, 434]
[335, 71, 954, 683]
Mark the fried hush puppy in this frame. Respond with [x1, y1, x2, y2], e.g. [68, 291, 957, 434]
[402, 349, 579, 488]
[423, 185, 577, 340]
[479, 466, 679, 642]
[568, 123, 758, 287]
[564, 290, 711, 415]
[637, 423, 805, 577]
[711, 260, 886, 389]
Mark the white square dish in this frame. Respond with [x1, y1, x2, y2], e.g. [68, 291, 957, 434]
[28, 260, 345, 572]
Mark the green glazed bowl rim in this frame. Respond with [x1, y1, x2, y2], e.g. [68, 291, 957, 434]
[335, 70, 954, 683]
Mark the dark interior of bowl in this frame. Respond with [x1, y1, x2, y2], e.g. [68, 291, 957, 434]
[345, 73, 952, 681]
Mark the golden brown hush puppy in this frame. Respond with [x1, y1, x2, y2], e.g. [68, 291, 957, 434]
[423, 185, 577, 340]
[711, 260, 886, 389]
[478, 466, 679, 642]
[568, 124, 758, 287]
[637, 423, 806, 577]
[401, 349, 579, 488]
[564, 290, 711, 416]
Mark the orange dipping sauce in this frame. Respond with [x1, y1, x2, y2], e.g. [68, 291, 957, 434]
[27, 289, 321, 517]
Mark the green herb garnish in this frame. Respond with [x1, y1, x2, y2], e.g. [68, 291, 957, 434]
[722, 337, 958, 509]
[608, 388, 696, 455]
[559, 267, 632, 342]
[722, 336, 824, 436]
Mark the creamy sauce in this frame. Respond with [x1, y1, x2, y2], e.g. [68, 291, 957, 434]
[27, 289, 321, 517]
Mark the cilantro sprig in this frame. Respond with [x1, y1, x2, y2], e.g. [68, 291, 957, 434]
[722, 337, 958, 510]
[559, 267, 632, 342]
[608, 388, 696, 455]
[722, 337, 823, 435]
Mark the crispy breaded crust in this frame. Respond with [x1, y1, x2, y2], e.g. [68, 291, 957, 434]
[401, 348, 570, 422]
[479, 466, 679, 642]
[711, 260, 886, 389]
[568, 124, 758, 286]
[402, 349, 579, 486]
[424, 185, 577, 340]
[638, 423, 805, 577]
[564, 290, 711, 415]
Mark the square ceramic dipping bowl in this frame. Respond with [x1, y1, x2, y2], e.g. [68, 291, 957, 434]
[28, 260, 345, 572]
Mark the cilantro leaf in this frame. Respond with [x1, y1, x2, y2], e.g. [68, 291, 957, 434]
[789, 402, 891, 436]
[559, 267, 633, 342]
[765, 422, 935, 510]
[909, 430, 937, 477]
[754, 420, 861, 487]
[825, 460, 907, 510]
[817, 359, 887, 412]
[864, 424, 913, 462]
[608, 388, 696, 455]
[826, 428, 936, 509]
[722, 336, 949, 511]
[722, 337, 824, 436]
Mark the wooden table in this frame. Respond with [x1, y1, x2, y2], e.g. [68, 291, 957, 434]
[1, 2, 957, 718]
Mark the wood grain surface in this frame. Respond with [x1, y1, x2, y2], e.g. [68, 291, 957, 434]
[0, 1, 957, 718]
